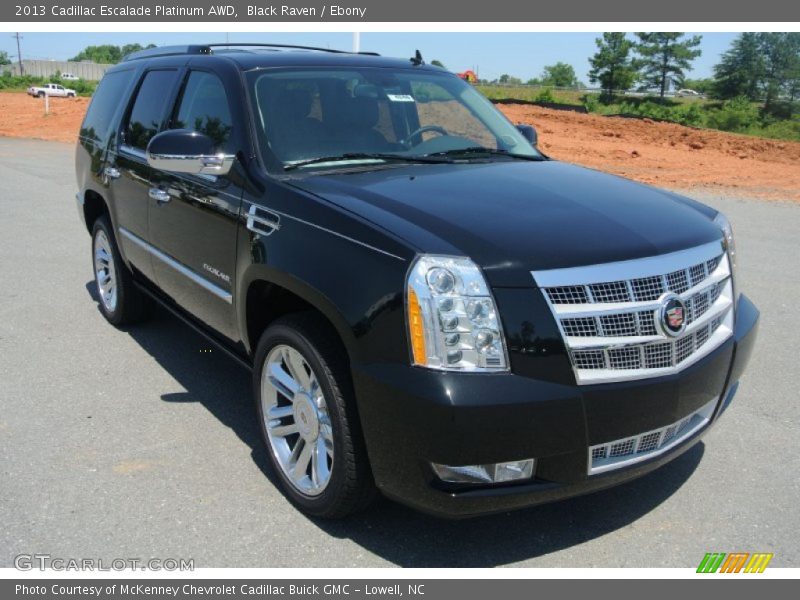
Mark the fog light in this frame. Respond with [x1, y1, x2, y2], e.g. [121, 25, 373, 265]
[432, 459, 535, 484]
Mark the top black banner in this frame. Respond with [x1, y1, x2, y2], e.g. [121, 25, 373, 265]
[4, 0, 800, 22]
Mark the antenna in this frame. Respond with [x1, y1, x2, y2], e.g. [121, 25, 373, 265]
[12, 32, 23, 75]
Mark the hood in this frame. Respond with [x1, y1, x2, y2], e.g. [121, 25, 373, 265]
[289, 160, 722, 287]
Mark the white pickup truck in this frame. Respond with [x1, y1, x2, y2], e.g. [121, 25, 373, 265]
[27, 83, 77, 98]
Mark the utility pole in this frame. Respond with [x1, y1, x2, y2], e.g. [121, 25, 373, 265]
[13, 32, 23, 75]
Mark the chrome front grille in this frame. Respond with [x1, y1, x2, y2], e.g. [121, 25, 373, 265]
[588, 397, 717, 474]
[532, 241, 734, 384]
[544, 253, 723, 306]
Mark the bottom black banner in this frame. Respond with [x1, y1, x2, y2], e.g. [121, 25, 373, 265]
[2, 579, 793, 600]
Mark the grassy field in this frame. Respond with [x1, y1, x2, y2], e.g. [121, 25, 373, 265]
[476, 84, 800, 142]
[477, 85, 588, 106]
[477, 84, 711, 107]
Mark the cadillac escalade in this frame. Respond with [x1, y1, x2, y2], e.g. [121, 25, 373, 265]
[74, 43, 759, 518]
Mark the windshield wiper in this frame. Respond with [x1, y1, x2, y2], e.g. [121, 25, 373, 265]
[423, 146, 544, 161]
[284, 152, 450, 171]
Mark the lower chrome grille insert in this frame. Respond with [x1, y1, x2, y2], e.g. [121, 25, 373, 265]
[588, 397, 717, 474]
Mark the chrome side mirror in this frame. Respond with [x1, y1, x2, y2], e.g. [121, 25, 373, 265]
[146, 129, 234, 176]
[516, 124, 538, 147]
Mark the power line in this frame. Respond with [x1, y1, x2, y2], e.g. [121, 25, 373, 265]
[12, 32, 23, 75]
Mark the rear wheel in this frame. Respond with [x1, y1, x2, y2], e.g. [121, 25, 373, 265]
[254, 313, 376, 518]
[91, 216, 147, 326]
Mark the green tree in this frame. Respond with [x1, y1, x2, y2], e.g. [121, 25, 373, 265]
[712, 33, 764, 100]
[121, 43, 156, 57]
[497, 73, 522, 85]
[588, 32, 636, 99]
[0, 51, 10, 66]
[713, 33, 800, 108]
[70, 44, 121, 63]
[70, 43, 155, 64]
[540, 62, 579, 88]
[758, 32, 800, 113]
[430, 59, 446, 69]
[634, 33, 702, 99]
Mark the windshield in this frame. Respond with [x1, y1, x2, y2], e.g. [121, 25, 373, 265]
[247, 67, 542, 170]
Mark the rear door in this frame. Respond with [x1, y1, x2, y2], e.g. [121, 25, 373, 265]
[109, 68, 182, 284]
[147, 68, 243, 341]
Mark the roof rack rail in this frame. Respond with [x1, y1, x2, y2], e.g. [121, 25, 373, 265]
[205, 43, 380, 56]
[122, 43, 380, 62]
[121, 45, 211, 62]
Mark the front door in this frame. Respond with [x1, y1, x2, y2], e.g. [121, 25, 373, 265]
[147, 69, 243, 341]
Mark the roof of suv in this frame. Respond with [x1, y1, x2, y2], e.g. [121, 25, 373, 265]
[121, 44, 439, 72]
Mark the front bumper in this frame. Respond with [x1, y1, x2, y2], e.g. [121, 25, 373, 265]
[353, 294, 759, 518]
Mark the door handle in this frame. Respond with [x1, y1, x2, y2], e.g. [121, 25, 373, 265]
[103, 166, 120, 181]
[148, 187, 171, 204]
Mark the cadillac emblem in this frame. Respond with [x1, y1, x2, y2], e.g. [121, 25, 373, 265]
[659, 293, 687, 337]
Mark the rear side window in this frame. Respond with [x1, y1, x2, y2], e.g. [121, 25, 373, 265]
[125, 70, 179, 150]
[80, 69, 135, 147]
[171, 71, 233, 151]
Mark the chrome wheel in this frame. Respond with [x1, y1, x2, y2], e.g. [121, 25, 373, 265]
[93, 230, 117, 313]
[261, 344, 334, 496]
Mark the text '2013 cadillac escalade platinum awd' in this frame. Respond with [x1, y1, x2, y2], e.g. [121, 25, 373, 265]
[75, 44, 759, 518]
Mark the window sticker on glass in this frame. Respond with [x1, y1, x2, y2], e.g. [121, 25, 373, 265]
[386, 94, 415, 102]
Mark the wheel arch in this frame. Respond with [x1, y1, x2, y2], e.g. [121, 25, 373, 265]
[82, 189, 110, 233]
[239, 265, 359, 366]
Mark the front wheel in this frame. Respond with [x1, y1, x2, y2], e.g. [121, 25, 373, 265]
[254, 313, 376, 518]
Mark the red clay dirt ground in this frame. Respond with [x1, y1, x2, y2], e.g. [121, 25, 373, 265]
[1, 91, 798, 200]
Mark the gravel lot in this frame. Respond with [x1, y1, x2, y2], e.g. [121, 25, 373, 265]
[1, 137, 798, 568]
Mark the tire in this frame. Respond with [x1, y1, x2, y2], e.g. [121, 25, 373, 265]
[91, 215, 147, 326]
[36, 92, 44, 98]
[253, 313, 376, 518]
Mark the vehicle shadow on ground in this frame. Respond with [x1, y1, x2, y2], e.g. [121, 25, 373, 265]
[88, 285, 704, 567]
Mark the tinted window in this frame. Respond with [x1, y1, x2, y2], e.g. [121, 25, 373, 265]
[249, 68, 540, 167]
[172, 71, 233, 151]
[80, 69, 135, 146]
[125, 70, 179, 150]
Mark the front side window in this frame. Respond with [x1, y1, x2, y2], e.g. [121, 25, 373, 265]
[171, 71, 233, 151]
[247, 67, 541, 170]
[125, 69, 179, 150]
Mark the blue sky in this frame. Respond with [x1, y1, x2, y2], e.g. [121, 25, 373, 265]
[2, 32, 738, 82]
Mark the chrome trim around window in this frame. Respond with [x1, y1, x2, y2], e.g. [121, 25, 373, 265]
[118, 227, 232, 304]
[119, 144, 148, 161]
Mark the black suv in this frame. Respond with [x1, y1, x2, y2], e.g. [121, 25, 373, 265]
[75, 44, 759, 518]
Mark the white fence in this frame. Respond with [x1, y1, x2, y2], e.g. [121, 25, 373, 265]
[7, 60, 111, 81]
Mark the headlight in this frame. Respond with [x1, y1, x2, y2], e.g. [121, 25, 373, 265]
[714, 212, 737, 277]
[406, 255, 508, 371]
